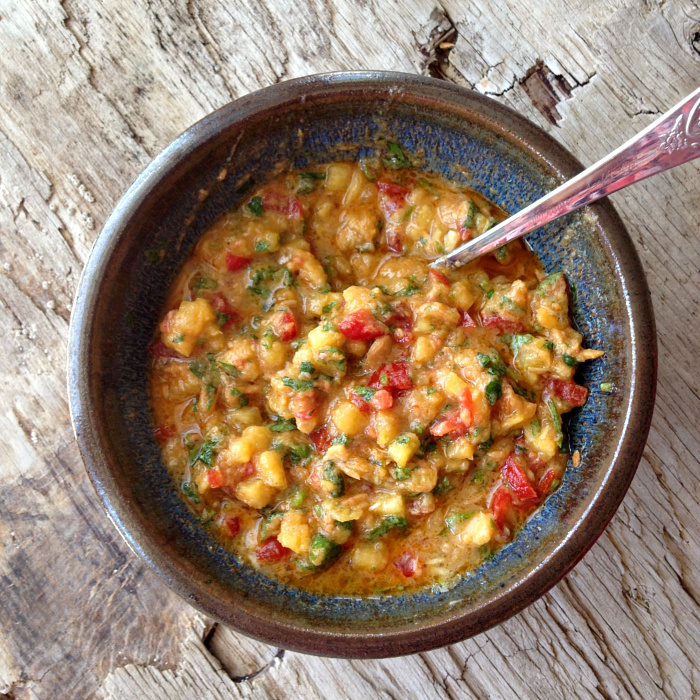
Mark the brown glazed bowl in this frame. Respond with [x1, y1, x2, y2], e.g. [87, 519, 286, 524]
[68, 72, 656, 657]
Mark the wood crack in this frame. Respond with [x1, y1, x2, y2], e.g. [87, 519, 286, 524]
[415, 5, 470, 86]
[202, 622, 285, 683]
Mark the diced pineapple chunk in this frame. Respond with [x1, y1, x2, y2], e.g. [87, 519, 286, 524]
[307, 323, 345, 350]
[235, 477, 277, 509]
[325, 163, 353, 192]
[523, 419, 559, 460]
[412, 335, 440, 364]
[457, 511, 496, 546]
[258, 340, 288, 371]
[443, 371, 468, 398]
[332, 401, 368, 436]
[373, 410, 401, 447]
[256, 450, 287, 490]
[321, 496, 367, 522]
[277, 510, 311, 554]
[160, 298, 222, 356]
[351, 542, 388, 571]
[445, 436, 475, 460]
[369, 493, 405, 517]
[387, 433, 420, 468]
[226, 425, 272, 463]
[495, 384, 538, 433]
[450, 280, 476, 311]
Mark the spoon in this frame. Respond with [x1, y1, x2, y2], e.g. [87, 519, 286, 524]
[432, 86, 700, 268]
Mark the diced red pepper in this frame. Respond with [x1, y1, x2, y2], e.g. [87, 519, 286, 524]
[393, 550, 420, 577]
[369, 361, 412, 390]
[459, 226, 476, 241]
[209, 292, 239, 329]
[460, 311, 476, 328]
[502, 453, 538, 502]
[338, 309, 388, 341]
[270, 310, 297, 341]
[538, 468, 558, 494]
[482, 315, 526, 334]
[256, 538, 291, 562]
[153, 424, 176, 440]
[262, 191, 303, 219]
[490, 486, 513, 529]
[224, 516, 240, 537]
[546, 378, 588, 407]
[377, 181, 410, 198]
[150, 340, 182, 358]
[309, 427, 331, 452]
[386, 226, 404, 253]
[349, 389, 372, 414]
[207, 468, 224, 489]
[429, 269, 451, 286]
[429, 410, 466, 437]
[369, 388, 394, 411]
[225, 253, 252, 271]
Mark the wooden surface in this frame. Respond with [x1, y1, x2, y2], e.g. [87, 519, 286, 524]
[1, 0, 699, 697]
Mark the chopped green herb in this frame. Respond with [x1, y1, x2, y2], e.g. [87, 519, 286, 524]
[172, 333, 185, 343]
[511, 334, 534, 354]
[360, 160, 380, 181]
[331, 433, 348, 446]
[379, 372, 389, 387]
[216, 312, 232, 328]
[247, 196, 263, 216]
[563, 353, 579, 367]
[270, 417, 297, 433]
[181, 481, 200, 504]
[299, 361, 315, 375]
[496, 245, 507, 262]
[322, 301, 339, 314]
[395, 435, 412, 445]
[218, 361, 241, 378]
[512, 384, 537, 402]
[289, 443, 313, 465]
[478, 351, 507, 377]
[308, 534, 341, 568]
[395, 282, 421, 297]
[254, 240, 270, 253]
[463, 201, 477, 229]
[441, 511, 475, 535]
[192, 275, 217, 293]
[366, 515, 408, 541]
[322, 321, 336, 332]
[282, 377, 315, 392]
[486, 289, 494, 299]
[475, 438, 493, 457]
[530, 418, 542, 437]
[548, 398, 563, 447]
[354, 385, 376, 401]
[432, 476, 454, 496]
[322, 462, 345, 497]
[382, 141, 411, 170]
[393, 465, 412, 481]
[289, 488, 307, 508]
[472, 469, 484, 484]
[600, 382, 613, 392]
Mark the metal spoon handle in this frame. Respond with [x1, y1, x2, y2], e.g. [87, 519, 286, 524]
[434, 86, 700, 268]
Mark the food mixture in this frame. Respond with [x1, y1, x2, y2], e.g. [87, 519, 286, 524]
[149, 149, 603, 595]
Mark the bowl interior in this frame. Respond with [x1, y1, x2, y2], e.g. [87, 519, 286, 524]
[69, 73, 655, 657]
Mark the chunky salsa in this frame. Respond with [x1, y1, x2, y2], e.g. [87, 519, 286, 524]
[149, 153, 602, 595]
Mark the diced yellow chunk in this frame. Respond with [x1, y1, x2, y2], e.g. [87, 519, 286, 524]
[369, 493, 405, 517]
[322, 496, 367, 522]
[449, 280, 476, 311]
[332, 401, 368, 436]
[307, 324, 345, 350]
[226, 437, 255, 464]
[387, 433, 420, 468]
[235, 477, 277, 509]
[457, 511, 496, 546]
[277, 511, 311, 554]
[325, 163, 353, 192]
[373, 410, 401, 447]
[445, 436, 475, 460]
[160, 298, 221, 357]
[351, 542, 388, 571]
[412, 335, 439, 365]
[256, 450, 287, 490]
[243, 426, 272, 452]
[443, 371, 468, 398]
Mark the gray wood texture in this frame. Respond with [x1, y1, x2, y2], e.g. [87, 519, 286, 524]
[1, 0, 698, 697]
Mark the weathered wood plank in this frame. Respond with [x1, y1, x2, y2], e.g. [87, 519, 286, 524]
[0, 0, 698, 698]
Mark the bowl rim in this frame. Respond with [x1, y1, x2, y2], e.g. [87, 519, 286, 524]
[68, 70, 657, 657]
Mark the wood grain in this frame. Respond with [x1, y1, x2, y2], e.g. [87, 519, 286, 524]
[0, 0, 698, 697]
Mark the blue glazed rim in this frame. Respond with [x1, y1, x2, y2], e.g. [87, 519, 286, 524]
[68, 71, 656, 657]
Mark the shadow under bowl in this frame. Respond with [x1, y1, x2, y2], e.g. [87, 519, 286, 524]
[68, 71, 656, 658]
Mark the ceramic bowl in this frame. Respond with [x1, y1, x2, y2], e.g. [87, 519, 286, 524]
[68, 72, 656, 657]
